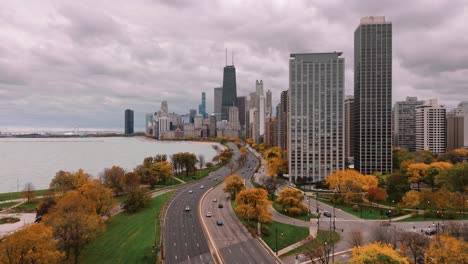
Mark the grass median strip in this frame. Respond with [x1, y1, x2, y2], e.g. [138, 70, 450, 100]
[80, 191, 174, 264]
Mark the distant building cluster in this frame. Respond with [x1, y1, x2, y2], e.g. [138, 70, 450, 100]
[124, 16, 468, 183]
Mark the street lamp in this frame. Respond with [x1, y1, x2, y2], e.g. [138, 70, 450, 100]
[275, 227, 278, 255]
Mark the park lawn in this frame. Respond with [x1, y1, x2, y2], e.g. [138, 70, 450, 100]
[0, 189, 50, 201]
[262, 221, 309, 252]
[14, 200, 40, 212]
[0, 201, 19, 209]
[279, 230, 340, 258]
[80, 191, 174, 264]
[272, 200, 315, 221]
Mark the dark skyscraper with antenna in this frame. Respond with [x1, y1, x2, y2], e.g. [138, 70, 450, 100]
[221, 51, 237, 121]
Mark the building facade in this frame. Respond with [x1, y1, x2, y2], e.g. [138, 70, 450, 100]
[124, 109, 134, 135]
[198, 92, 207, 118]
[394, 97, 423, 151]
[214, 87, 223, 121]
[415, 99, 446, 154]
[344, 96, 354, 159]
[353, 16, 393, 175]
[447, 112, 464, 150]
[265, 116, 277, 147]
[221, 65, 237, 121]
[145, 113, 153, 135]
[266, 90, 272, 117]
[288, 52, 345, 183]
[277, 90, 288, 151]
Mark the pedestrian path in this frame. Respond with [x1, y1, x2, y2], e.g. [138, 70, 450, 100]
[172, 177, 186, 183]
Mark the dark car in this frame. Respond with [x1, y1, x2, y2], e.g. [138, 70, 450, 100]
[216, 219, 223, 226]
[218, 203, 224, 208]
[425, 227, 437, 236]
[323, 211, 332, 217]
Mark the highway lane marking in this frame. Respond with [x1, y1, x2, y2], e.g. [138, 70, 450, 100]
[197, 242, 199, 247]
[185, 242, 187, 247]
[174, 242, 176, 247]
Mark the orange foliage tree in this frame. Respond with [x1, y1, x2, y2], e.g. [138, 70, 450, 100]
[223, 174, 245, 200]
[101, 165, 126, 196]
[235, 188, 272, 223]
[78, 179, 113, 216]
[49, 169, 91, 192]
[275, 188, 308, 215]
[425, 235, 468, 263]
[326, 169, 378, 194]
[406, 163, 429, 190]
[366, 187, 388, 204]
[351, 242, 409, 264]
[399, 190, 421, 208]
[0, 223, 63, 264]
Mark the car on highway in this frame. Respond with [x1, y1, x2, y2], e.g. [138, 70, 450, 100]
[213, 198, 217, 202]
[323, 211, 332, 217]
[218, 203, 224, 208]
[425, 227, 437, 235]
[185, 206, 190, 212]
[188, 190, 193, 194]
[216, 219, 223, 226]
[200, 185, 204, 189]
[214, 178, 218, 181]
[206, 211, 212, 217]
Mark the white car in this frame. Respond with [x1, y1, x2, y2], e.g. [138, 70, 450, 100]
[206, 211, 212, 217]
[213, 198, 217, 202]
[200, 185, 204, 189]
[188, 190, 193, 194]
[185, 206, 190, 211]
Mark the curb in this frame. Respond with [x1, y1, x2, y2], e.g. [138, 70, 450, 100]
[256, 236, 284, 264]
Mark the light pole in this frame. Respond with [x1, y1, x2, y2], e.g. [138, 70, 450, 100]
[275, 227, 278, 255]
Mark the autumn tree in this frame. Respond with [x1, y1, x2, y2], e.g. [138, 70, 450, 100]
[101, 165, 125, 196]
[326, 170, 378, 202]
[303, 237, 333, 264]
[122, 188, 150, 213]
[260, 176, 285, 199]
[49, 169, 91, 192]
[351, 242, 409, 264]
[425, 235, 468, 263]
[78, 179, 113, 216]
[275, 188, 308, 215]
[21, 182, 35, 203]
[441, 162, 468, 193]
[44, 191, 104, 264]
[235, 188, 272, 223]
[366, 187, 388, 204]
[386, 172, 411, 203]
[424, 162, 453, 191]
[399, 190, 421, 208]
[0, 223, 63, 264]
[223, 174, 245, 200]
[170, 152, 197, 176]
[399, 232, 430, 264]
[406, 163, 429, 191]
[36, 194, 56, 217]
[135, 160, 173, 188]
[120, 172, 140, 192]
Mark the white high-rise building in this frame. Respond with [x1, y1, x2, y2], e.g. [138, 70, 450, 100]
[158, 116, 171, 132]
[288, 52, 345, 183]
[228, 106, 240, 130]
[259, 95, 266, 137]
[415, 99, 446, 154]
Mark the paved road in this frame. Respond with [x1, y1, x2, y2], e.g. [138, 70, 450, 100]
[200, 150, 278, 264]
[163, 143, 240, 264]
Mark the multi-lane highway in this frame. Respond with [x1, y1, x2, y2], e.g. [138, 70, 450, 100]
[200, 150, 278, 264]
[163, 143, 240, 264]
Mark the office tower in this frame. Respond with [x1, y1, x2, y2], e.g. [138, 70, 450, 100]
[394, 97, 424, 151]
[259, 95, 266, 138]
[161, 101, 168, 114]
[249, 108, 260, 143]
[266, 90, 272, 117]
[209, 115, 217, 137]
[124, 109, 134, 135]
[447, 112, 464, 150]
[199, 92, 207, 118]
[415, 99, 446, 154]
[265, 116, 277, 147]
[228, 106, 240, 131]
[214, 87, 223, 121]
[221, 65, 237, 120]
[145, 113, 154, 135]
[450, 101, 468, 147]
[189, 109, 197, 123]
[344, 96, 354, 158]
[237, 96, 246, 137]
[353, 16, 392, 175]
[256, 80, 264, 95]
[158, 116, 171, 132]
[277, 90, 288, 150]
[288, 52, 345, 183]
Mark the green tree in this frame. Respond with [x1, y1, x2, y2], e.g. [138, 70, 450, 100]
[101, 165, 125, 196]
[122, 188, 150, 213]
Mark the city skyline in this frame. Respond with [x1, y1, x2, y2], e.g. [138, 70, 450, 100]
[1, 1, 467, 131]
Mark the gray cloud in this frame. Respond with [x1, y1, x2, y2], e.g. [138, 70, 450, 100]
[0, 0, 467, 132]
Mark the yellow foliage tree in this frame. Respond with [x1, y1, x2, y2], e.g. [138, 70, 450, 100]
[223, 174, 245, 199]
[0, 223, 63, 264]
[266, 156, 288, 176]
[425, 235, 468, 263]
[351, 242, 409, 264]
[49, 169, 91, 192]
[235, 188, 272, 223]
[406, 163, 429, 190]
[78, 179, 113, 216]
[275, 188, 308, 215]
[453, 148, 468, 157]
[326, 169, 378, 193]
[399, 190, 421, 207]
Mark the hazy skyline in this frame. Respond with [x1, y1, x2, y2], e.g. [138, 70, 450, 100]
[1, 0, 467, 131]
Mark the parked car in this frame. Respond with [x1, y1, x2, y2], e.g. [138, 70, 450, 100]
[323, 211, 332, 217]
[218, 203, 224, 208]
[216, 219, 223, 226]
[206, 211, 212, 217]
[185, 206, 190, 212]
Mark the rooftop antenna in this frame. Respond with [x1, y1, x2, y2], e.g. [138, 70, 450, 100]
[225, 48, 227, 66]
[232, 50, 234, 65]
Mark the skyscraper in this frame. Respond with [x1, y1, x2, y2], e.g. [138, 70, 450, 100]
[266, 90, 272, 117]
[199, 92, 207, 118]
[214, 87, 223, 121]
[447, 112, 464, 150]
[415, 99, 446, 154]
[344, 96, 354, 159]
[277, 90, 288, 151]
[353, 16, 392, 175]
[145, 113, 153, 135]
[288, 52, 345, 183]
[237, 96, 246, 137]
[394, 97, 423, 151]
[221, 65, 237, 120]
[450, 101, 468, 147]
[124, 109, 134, 135]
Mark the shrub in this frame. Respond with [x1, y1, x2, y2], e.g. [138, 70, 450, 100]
[352, 205, 360, 212]
[288, 207, 303, 216]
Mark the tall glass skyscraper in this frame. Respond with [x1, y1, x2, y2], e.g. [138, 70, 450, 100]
[288, 52, 345, 183]
[198, 92, 207, 118]
[124, 109, 134, 134]
[353, 16, 392, 175]
[221, 65, 237, 121]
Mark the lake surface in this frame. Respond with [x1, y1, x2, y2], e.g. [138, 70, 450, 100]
[0, 137, 219, 193]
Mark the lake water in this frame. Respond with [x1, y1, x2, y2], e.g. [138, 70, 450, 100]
[0, 137, 219, 193]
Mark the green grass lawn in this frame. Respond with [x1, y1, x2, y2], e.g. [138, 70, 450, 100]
[177, 163, 224, 182]
[261, 221, 310, 252]
[280, 230, 340, 258]
[315, 198, 409, 220]
[0, 189, 50, 201]
[14, 200, 40, 212]
[0, 201, 19, 209]
[80, 191, 174, 264]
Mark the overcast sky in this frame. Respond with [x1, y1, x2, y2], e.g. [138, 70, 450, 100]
[1, 0, 467, 132]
